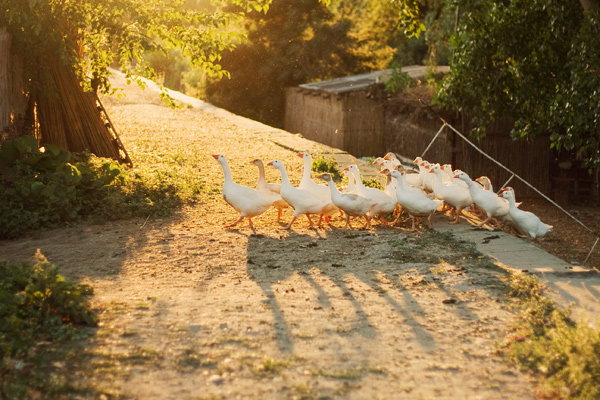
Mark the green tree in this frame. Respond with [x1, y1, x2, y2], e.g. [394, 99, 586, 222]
[436, 0, 600, 175]
[203, 0, 376, 127]
[0, 0, 273, 99]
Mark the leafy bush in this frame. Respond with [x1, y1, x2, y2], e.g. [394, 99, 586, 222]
[0, 252, 97, 358]
[0, 136, 192, 239]
[501, 272, 600, 399]
[311, 152, 341, 180]
[362, 177, 384, 190]
[384, 61, 414, 94]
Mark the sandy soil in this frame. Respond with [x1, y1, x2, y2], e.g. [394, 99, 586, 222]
[0, 76, 568, 399]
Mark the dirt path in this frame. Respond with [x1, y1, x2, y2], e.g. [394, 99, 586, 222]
[0, 76, 538, 399]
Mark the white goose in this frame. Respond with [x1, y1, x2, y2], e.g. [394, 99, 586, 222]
[341, 168, 357, 194]
[385, 152, 420, 186]
[430, 164, 473, 223]
[213, 155, 273, 228]
[499, 187, 553, 239]
[390, 169, 443, 231]
[383, 152, 402, 168]
[455, 171, 508, 227]
[420, 161, 437, 192]
[268, 160, 337, 229]
[251, 159, 290, 222]
[297, 152, 331, 199]
[320, 173, 375, 229]
[345, 165, 397, 224]
[297, 152, 339, 222]
[476, 176, 493, 191]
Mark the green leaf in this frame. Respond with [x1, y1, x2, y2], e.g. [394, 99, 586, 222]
[31, 181, 46, 195]
[0, 141, 18, 167]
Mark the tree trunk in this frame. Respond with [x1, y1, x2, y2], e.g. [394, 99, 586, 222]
[0, 27, 28, 142]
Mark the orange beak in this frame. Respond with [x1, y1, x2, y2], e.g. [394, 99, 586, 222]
[296, 153, 304, 158]
[267, 161, 274, 166]
[212, 155, 219, 159]
[454, 174, 460, 178]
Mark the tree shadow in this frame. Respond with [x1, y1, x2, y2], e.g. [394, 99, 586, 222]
[245, 228, 444, 353]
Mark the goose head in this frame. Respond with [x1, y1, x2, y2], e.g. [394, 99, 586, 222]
[319, 173, 332, 182]
[384, 152, 398, 161]
[212, 154, 226, 164]
[373, 157, 385, 166]
[499, 187, 515, 199]
[429, 164, 442, 174]
[454, 171, 470, 180]
[267, 160, 285, 170]
[389, 169, 403, 180]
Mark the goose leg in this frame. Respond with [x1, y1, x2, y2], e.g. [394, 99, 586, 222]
[427, 212, 434, 228]
[477, 215, 492, 227]
[306, 214, 316, 228]
[225, 215, 245, 228]
[392, 207, 404, 225]
[362, 215, 372, 229]
[451, 208, 463, 224]
[316, 214, 323, 226]
[345, 214, 352, 230]
[283, 216, 298, 230]
[277, 208, 283, 222]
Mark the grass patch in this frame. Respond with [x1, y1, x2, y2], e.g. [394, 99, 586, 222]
[0, 135, 206, 239]
[254, 357, 294, 377]
[499, 271, 600, 399]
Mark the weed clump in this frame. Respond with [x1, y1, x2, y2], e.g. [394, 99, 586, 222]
[500, 271, 600, 399]
[0, 252, 97, 398]
[0, 251, 97, 357]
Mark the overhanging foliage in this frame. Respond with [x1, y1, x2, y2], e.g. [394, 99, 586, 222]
[436, 1, 600, 170]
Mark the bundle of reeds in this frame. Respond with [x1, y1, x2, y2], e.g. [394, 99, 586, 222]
[35, 55, 130, 164]
[0, 27, 28, 142]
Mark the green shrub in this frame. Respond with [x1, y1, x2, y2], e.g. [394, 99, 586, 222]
[311, 152, 341, 180]
[0, 136, 194, 238]
[384, 61, 414, 94]
[0, 252, 97, 358]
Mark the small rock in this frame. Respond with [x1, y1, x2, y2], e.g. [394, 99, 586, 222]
[208, 374, 223, 385]
[442, 298, 457, 304]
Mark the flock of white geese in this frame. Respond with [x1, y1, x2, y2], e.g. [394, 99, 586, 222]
[212, 152, 552, 239]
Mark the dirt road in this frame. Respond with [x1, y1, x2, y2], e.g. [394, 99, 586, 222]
[0, 75, 538, 399]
